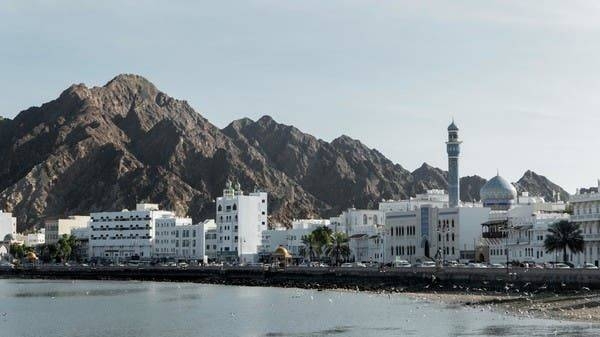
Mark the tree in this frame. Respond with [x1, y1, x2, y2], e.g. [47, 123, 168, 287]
[57, 234, 78, 262]
[301, 234, 317, 261]
[544, 220, 584, 263]
[38, 244, 59, 263]
[9, 243, 25, 259]
[324, 232, 351, 266]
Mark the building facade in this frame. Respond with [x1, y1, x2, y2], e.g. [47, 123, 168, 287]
[154, 218, 216, 263]
[45, 216, 90, 245]
[215, 181, 268, 263]
[0, 210, 17, 242]
[89, 204, 173, 261]
[25, 229, 45, 247]
[570, 183, 600, 266]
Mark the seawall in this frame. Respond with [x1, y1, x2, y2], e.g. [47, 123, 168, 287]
[2, 266, 599, 293]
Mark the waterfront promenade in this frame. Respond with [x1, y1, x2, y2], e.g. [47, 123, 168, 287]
[2, 265, 598, 293]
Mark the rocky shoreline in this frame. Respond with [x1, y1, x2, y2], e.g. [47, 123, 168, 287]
[405, 291, 600, 323]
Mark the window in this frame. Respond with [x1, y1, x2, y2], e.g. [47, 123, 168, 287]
[218, 205, 222, 212]
[233, 204, 237, 210]
[363, 214, 368, 225]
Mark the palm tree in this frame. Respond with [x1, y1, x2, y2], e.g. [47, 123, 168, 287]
[325, 232, 351, 266]
[311, 226, 332, 260]
[544, 220, 584, 263]
[301, 234, 317, 261]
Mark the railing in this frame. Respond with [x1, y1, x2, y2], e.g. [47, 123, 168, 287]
[571, 214, 600, 222]
[570, 193, 600, 202]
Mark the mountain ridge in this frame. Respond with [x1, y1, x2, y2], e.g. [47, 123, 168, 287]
[0, 74, 570, 231]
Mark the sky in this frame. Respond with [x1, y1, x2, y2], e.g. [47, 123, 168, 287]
[1, 1, 600, 193]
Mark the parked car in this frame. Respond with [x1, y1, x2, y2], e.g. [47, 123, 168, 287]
[419, 261, 436, 268]
[489, 263, 505, 269]
[554, 263, 571, 269]
[393, 260, 412, 268]
[583, 263, 598, 270]
[340, 263, 353, 268]
[467, 263, 487, 268]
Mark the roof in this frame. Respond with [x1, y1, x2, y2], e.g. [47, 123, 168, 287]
[481, 219, 508, 226]
[480, 175, 517, 201]
[447, 121, 459, 131]
[348, 234, 368, 239]
[273, 246, 292, 258]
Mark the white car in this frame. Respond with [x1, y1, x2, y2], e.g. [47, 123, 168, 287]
[584, 263, 598, 270]
[554, 263, 571, 269]
[340, 263, 353, 268]
[394, 260, 412, 268]
[419, 261, 436, 268]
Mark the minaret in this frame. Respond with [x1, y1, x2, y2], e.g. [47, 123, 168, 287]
[446, 120, 462, 208]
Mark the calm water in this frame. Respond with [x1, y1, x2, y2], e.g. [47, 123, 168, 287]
[0, 280, 599, 337]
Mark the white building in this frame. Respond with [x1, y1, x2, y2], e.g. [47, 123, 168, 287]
[154, 218, 216, 263]
[205, 227, 218, 262]
[385, 205, 490, 264]
[379, 189, 451, 212]
[569, 183, 600, 266]
[260, 219, 332, 258]
[89, 204, 174, 261]
[71, 227, 91, 261]
[329, 208, 386, 263]
[45, 215, 90, 245]
[0, 210, 17, 241]
[216, 181, 268, 263]
[24, 229, 45, 247]
[479, 174, 570, 265]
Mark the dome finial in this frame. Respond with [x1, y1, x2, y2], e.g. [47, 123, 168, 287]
[496, 168, 499, 176]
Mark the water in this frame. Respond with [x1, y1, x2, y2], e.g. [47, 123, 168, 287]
[0, 279, 598, 337]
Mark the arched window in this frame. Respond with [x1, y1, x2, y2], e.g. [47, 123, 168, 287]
[232, 204, 237, 210]
[363, 214, 368, 225]
[218, 205, 222, 212]
[373, 215, 378, 225]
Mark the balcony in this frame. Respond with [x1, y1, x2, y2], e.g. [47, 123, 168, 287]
[482, 232, 507, 239]
[571, 214, 600, 222]
[583, 233, 600, 240]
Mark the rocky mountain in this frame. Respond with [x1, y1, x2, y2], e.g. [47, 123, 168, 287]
[408, 163, 486, 202]
[516, 170, 569, 202]
[0, 74, 569, 231]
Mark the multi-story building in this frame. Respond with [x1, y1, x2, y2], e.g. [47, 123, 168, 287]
[260, 219, 332, 259]
[154, 218, 216, 263]
[154, 215, 193, 259]
[205, 228, 218, 262]
[215, 181, 267, 263]
[24, 229, 45, 247]
[379, 189, 451, 212]
[0, 210, 17, 241]
[71, 227, 91, 262]
[89, 204, 174, 261]
[45, 216, 90, 245]
[570, 183, 600, 266]
[385, 205, 489, 264]
[479, 174, 569, 265]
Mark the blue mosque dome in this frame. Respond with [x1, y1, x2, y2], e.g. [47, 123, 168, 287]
[480, 174, 517, 210]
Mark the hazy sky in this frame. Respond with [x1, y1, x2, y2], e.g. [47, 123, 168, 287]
[1, 1, 599, 193]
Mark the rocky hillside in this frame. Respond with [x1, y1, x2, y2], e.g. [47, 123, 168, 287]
[516, 170, 569, 202]
[0, 74, 569, 231]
